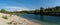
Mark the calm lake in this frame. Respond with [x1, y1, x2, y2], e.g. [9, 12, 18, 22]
[16, 14, 60, 25]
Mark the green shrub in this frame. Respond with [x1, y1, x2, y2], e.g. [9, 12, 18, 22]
[2, 16, 8, 19]
[7, 21, 14, 24]
[7, 22, 12, 24]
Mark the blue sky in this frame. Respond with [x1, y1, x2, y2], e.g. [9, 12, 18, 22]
[0, 0, 60, 11]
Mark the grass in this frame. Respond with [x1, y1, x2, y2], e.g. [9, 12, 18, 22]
[7, 22, 12, 24]
[2, 16, 8, 19]
[7, 21, 14, 24]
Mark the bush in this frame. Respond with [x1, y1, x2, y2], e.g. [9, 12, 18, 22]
[7, 21, 14, 24]
[2, 16, 8, 19]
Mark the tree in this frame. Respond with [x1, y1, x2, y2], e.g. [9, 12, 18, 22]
[40, 7, 44, 12]
[0, 9, 7, 13]
[40, 7, 45, 15]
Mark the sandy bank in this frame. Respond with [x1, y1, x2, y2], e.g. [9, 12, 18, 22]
[0, 13, 41, 25]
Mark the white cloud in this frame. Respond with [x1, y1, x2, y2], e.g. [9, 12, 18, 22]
[3, 6, 30, 11]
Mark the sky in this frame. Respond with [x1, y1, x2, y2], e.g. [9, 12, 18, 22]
[0, 0, 60, 11]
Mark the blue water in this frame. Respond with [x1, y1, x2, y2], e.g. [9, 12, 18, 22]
[16, 14, 60, 25]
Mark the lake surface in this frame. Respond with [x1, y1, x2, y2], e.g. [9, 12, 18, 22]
[16, 14, 60, 25]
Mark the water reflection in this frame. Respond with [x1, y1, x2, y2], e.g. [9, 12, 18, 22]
[40, 15, 44, 21]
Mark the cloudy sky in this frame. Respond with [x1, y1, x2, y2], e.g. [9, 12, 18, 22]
[0, 0, 40, 11]
[0, 0, 60, 11]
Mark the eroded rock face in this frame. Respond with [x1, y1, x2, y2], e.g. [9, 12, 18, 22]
[0, 13, 41, 25]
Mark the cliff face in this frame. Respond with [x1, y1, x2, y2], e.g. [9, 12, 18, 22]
[0, 13, 41, 25]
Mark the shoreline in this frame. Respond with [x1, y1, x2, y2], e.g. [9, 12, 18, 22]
[0, 13, 41, 25]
